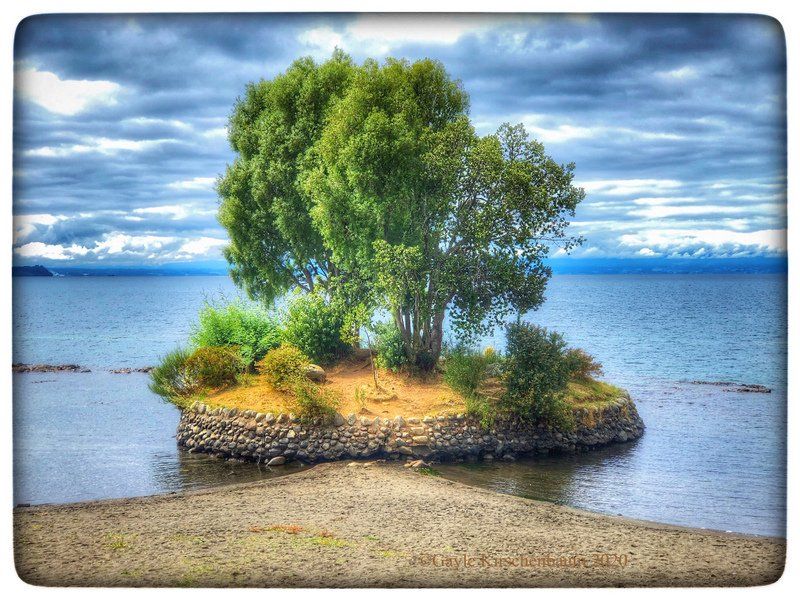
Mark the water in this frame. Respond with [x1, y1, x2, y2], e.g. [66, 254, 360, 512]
[12, 274, 786, 537]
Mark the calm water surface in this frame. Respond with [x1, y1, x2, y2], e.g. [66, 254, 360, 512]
[12, 274, 786, 536]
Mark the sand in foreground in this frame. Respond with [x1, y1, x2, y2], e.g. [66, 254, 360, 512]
[14, 462, 784, 587]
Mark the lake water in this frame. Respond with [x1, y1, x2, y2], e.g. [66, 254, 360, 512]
[12, 274, 786, 537]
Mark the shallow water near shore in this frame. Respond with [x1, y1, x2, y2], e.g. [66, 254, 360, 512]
[12, 274, 786, 536]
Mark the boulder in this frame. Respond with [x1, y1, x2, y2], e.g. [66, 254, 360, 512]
[267, 456, 286, 466]
[304, 364, 326, 383]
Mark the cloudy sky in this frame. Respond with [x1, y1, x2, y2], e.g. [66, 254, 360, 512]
[13, 13, 786, 266]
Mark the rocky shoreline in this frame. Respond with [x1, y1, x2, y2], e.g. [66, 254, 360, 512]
[12, 363, 152, 374]
[177, 393, 644, 464]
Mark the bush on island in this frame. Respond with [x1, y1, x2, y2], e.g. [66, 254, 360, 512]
[258, 343, 310, 391]
[149, 348, 198, 402]
[443, 344, 504, 398]
[282, 292, 351, 365]
[191, 299, 281, 369]
[500, 323, 575, 431]
[289, 377, 340, 424]
[564, 347, 604, 379]
[184, 346, 243, 389]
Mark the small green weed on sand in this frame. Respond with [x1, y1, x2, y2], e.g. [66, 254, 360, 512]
[105, 532, 136, 551]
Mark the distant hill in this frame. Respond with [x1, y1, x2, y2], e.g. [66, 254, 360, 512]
[12, 265, 54, 277]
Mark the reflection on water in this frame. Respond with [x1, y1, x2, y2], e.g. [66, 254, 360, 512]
[151, 447, 307, 495]
[13, 371, 305, 505]
[436, 377, 787, 537]
[437, 440, 643, 511]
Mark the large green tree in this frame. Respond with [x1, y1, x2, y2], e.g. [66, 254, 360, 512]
[302, 58, 584, 369]
[217, 50, 356, 303]
[219, 52, 584, 370]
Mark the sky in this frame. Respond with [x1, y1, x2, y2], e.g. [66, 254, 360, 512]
[12, 13, 787, 267]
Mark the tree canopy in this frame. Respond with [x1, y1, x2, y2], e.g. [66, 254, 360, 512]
[217, 51, 584, 370]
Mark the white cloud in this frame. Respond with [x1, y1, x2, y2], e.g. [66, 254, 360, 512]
[14, 232, 228, 262]
[619, 228, 786, 254]
[516, 115, 684, 145]
[124, 116, 192, 130]
[13, 213, 68, 243]
[16, 67, 121, 116]
[637, 247, 659, 256]
[578, 179, 683, 196]
[132, 205, 190, 219]
[657, 65, 699, 81]
[177, 237, 227, 256]
[298, 26, 344, 55]
[524, 122, 596, 143]
[202, 127, 228, 139]
[298, 14, 511, 56]
[94, 233, 177, 255]
[628, 204, 769, 219]
[166, 177, 216, 191]
[14, 241, 89, 260]
[24, 137, 174, 157]
[347, 14, 492, 46]
[631, 196, 701, 206]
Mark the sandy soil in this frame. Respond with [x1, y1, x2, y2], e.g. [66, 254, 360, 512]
[206, 354, 468, 417]
[14, 462, 784, 588]
[191, 353, 620, 418]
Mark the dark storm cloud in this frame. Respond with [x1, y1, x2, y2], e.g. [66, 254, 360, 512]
[13, 13, 786, 264]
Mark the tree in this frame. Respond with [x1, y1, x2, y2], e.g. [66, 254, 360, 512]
[217, 50, 356, 303]
[219, 52, 585, 370]
[303, 58, 584, 369]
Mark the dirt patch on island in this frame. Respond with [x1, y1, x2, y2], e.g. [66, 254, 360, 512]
[203, 354, 466, 417]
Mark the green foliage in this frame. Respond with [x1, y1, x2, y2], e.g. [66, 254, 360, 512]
[184, 346, 243, 389]
[191, 300, 281, 367]
[443, 345, 501, 398]
[258, 343, 310, 391]
[282, 292, 350, 364]
[304, 57, 584, 369]
[500, 323, 575, 430]
[464, 394, 497, 429]
[219, 51, 584, 369]
[443, 345, 505, 428]
[149, 348, 199, 405]
[564, 348, 604, 379]
[289, 378, 340, 424]
[218, 50, 356, 303]
[373, 321, 407, 371]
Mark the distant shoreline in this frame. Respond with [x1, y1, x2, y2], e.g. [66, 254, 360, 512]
[12, 256, 788, 277]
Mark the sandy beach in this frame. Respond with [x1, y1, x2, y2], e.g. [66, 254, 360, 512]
[14, 461, 785, 587]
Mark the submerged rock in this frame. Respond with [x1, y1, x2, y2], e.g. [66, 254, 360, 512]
[690, 380, 771, 393]
[12, 363, 90, 373]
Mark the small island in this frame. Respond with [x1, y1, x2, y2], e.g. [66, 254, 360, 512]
[145, 52, 644, 467]
[155, 300, 643, 466]
[12, 264, 53, 277]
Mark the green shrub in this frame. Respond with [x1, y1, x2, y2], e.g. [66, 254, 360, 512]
[464, 393, 496, 428]
[289, 378, 340, 424]
[282, 292, 351, 364]
[149, 348, 199, 403]
[191, 300, 281, 368]
[373, 321, 407, 371]
[258, 343, 310, 390]
[500, 323, 575, 431]
[564, 348, 604, 379]
[184, 346, 243, 388]
[443, 345, 502, 397]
